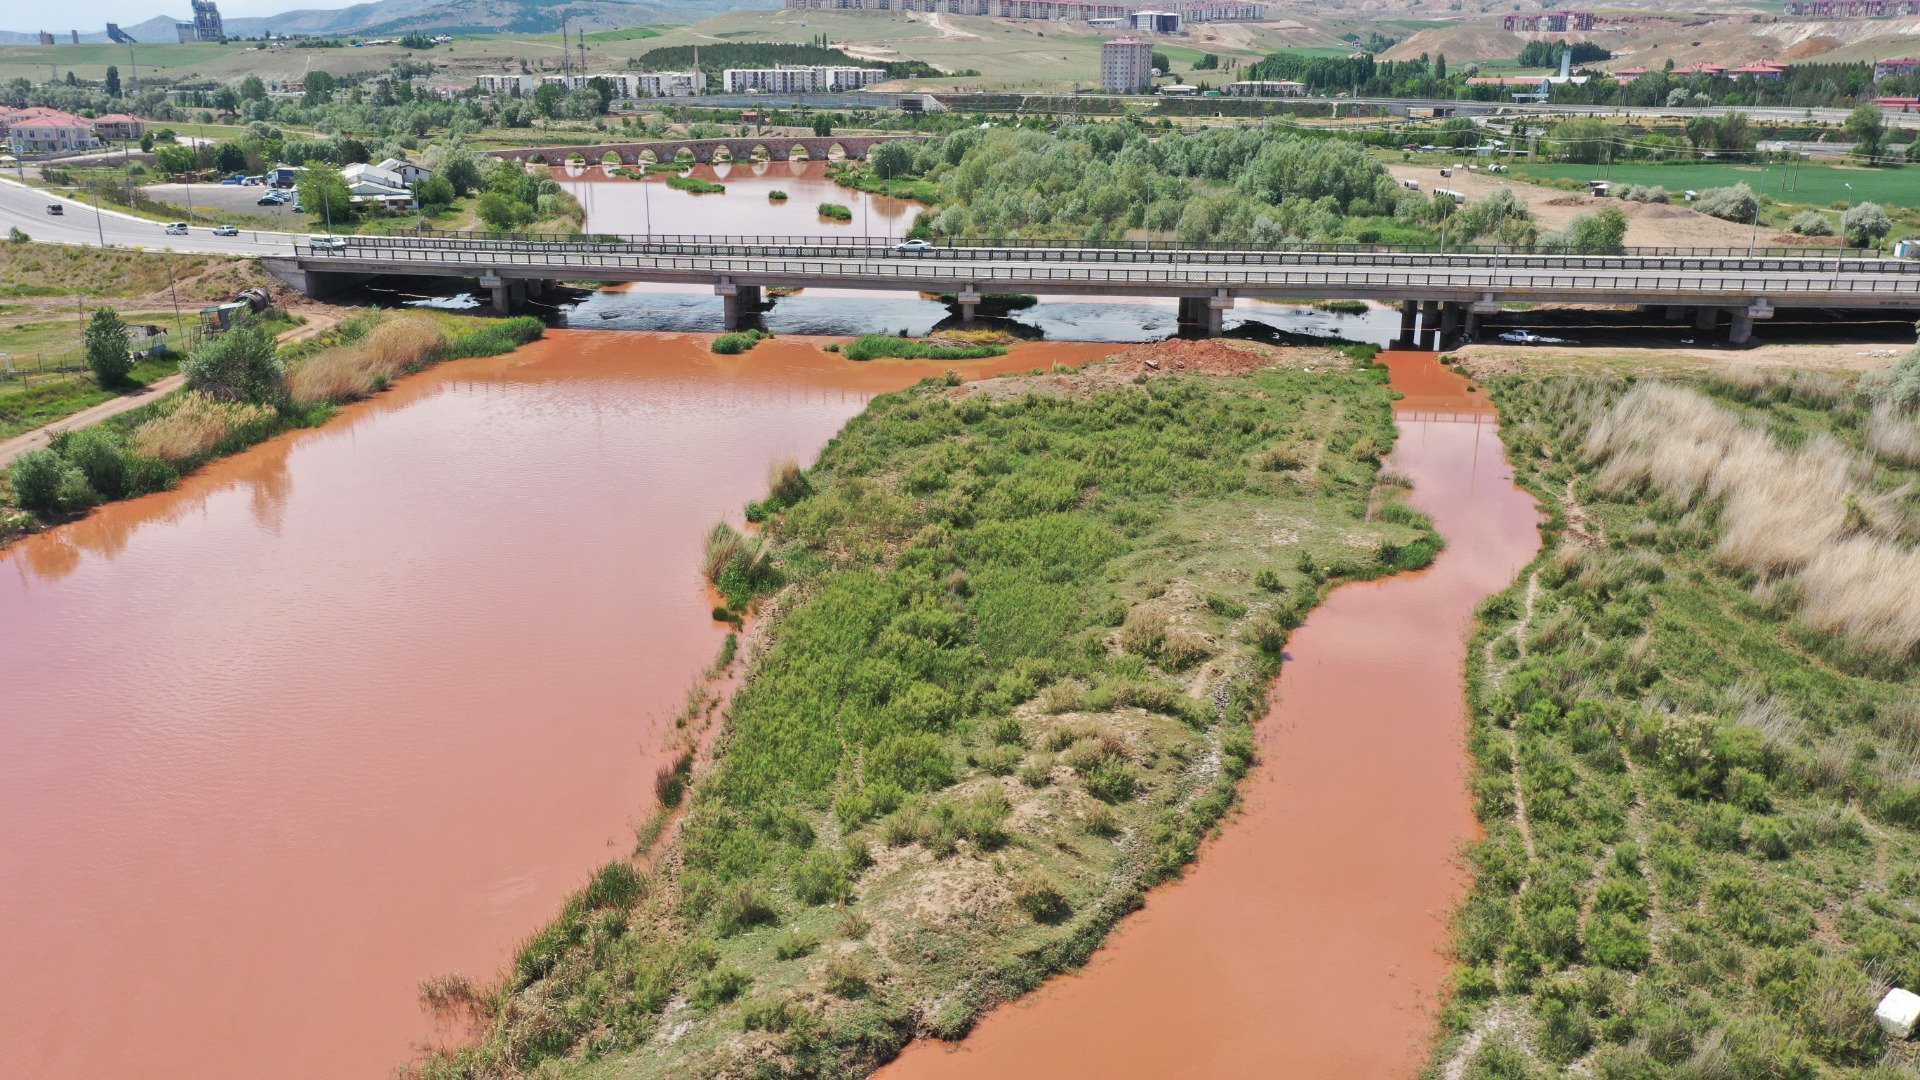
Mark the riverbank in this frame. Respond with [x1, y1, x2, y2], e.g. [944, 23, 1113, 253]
[413, 338, 1446, 1078]
[1, 308, 545, 547]
[1432, 354, 1920, 1077]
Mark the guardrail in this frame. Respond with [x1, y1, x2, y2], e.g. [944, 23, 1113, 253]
[331, 233, 1915, 276]
[298, 244, 1920, 299]
[398, 226, 1877, 261]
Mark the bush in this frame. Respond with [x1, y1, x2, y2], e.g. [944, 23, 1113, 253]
[1788, 211, 1833, 237]
[84, 308, 132, 386]
[817, 202, 853, 222]
[711, 329, 769, 355]
[768, 190, 789, 201]
[181, 325, 285, 404]
[131, 392, 277, 463]
[1841, 202, 1892, 248]
[1014, 876, 1070, 922]
[7, 227, 26, 243]
[666, 174, 725, 194]
[9, 449, 94, 516]
[1694, 183, 1759, 224]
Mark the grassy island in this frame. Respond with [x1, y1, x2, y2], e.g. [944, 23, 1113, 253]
[417, 343, 1442, 1078]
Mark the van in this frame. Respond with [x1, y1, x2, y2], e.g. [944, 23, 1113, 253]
[164, 222, 188, 235]
[309, 235, 348, 251]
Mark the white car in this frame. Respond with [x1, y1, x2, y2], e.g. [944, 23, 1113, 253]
[163, 222, 188, 235]
[212, 225, 239, 237]
[893, 239, 933, 254]
[309, 235, 348, 251]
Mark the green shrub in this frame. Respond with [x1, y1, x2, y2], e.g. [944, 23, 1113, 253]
[9, 449, 95, 515]
[691, 966, 752, 1007]
[817, 202, 853, 221]
[840, 334, 1006, 362]
[666, 174, 725, 194]
[711, 329, 769, 355]
[1014, 876, 1069, 922]
[768, 190, 789, 201]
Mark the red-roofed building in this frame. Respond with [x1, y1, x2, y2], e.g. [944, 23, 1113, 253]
[93, 113, 145, 140]
[2, 107, 97, 154]
[1874, 58, 1920, 82]
[1729, 62, 1786, 80]
[1872, 95, 1920, 110]
[1613, 66, 1650, 83]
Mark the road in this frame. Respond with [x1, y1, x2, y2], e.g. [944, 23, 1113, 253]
[0, 176, 302, 257]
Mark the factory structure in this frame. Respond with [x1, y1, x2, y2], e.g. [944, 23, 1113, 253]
[781, 0, 1264, 22]
[177, 0, 225, 42]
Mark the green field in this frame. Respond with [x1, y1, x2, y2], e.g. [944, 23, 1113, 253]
[1516, 161, 1920, 209]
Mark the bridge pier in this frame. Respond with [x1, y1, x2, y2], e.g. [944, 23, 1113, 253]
[1176, 293, 1229, 336]
[1439, 302, 1461, 350]
[480, 273, 511, 315]
[957, 288, 982, 325]
[716, 282, 763, 330]
[1396, 300, 1418, 350]
[1419, 300, 1442, 350]
[1694, 306, 1720, 333]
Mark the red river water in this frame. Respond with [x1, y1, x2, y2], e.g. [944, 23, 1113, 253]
[883, 351, 1543, 1079]
[0, 334, 1113, 1079]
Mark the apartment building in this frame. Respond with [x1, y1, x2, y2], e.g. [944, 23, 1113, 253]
[1101, 37, 1155, 93]
[722, 64, 887, 93]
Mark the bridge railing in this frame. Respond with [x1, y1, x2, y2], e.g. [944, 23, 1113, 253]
[390, 226, 1881, 261]
[299, 245, 1920, 298]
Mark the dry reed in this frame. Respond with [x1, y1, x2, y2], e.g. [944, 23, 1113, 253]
[131, 392, 276, 463]
[287, 316, 446, 404]
[1586, 382, 1920, 658]
[1866, 401, 1920, 465]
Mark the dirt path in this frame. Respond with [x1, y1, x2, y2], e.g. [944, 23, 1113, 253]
[0, 309, 343, 469]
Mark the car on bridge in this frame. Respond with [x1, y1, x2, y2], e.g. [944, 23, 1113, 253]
[309, 235, 348, 251]
[894, 239, 933, 254]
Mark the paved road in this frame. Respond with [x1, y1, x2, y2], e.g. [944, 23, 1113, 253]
[0, 176, 302, 256]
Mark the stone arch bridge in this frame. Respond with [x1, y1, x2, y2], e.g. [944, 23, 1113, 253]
[483, 135, 924, 167]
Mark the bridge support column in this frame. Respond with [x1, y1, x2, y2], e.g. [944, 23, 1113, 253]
[1694, 306, 1720, 333]
[716, 282, 762, 330]
[1396, 300, 1418, 349]
[509, 280, 528, 309]
[1665, 305, 1687, 322]
[1728, 301, 1771, 348]
[480, 273, 511, 315]
[1204, 290, 1233, 338]
[957, 288, 982, 325]
[1419, 300, 1442, 351]
[1176, 296, 1206, 329]
[1439, 302, 1461, 350]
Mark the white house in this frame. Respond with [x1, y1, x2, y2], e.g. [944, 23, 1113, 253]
[374, 157, 432, 187]
[340, 161, 418, 208]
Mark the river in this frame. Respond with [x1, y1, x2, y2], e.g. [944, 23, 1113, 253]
[882, 351, 1542, 1078]
[0, 334, 1115, 1079]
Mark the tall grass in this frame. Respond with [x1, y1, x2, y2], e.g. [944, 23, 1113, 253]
[1586, 382, 1920, 658]
[1866, 401, 1920, 464]
[288, 317, 446, 404]
[131, 391, 278, 464]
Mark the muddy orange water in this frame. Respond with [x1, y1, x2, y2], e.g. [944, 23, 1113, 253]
[0, 333, 1116, 1080]
[883, 351, 1543, 1080]
[558, 159, 923, 239]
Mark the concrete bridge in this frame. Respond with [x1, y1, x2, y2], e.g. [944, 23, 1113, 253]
[482, 135, 923, 167]
[263, 234, 1920, 347]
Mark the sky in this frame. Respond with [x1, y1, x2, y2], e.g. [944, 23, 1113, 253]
[7, 0, 327, 31]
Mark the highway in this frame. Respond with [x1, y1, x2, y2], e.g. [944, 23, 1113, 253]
[0, 176, 302, 257]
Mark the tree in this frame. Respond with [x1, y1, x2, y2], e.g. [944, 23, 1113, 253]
[1694, 183, 1759, 224]
[181, 325, 284, 404]
[8, 449, 94, 516]
[104, 64, 121, 98]
[1842, 202, 1892, 248]
[476, 190, 532, 230]
[1846, 104, 1886, 163]
[533, 82, 564, 119]
[417, 174, 455, 211]
[155, 143, 198, 176]
[870, 141, 914, 180]
[302, 71, 335, 107]
[811, 114, 832, 137]
[239, 74, 266, 101]
[215, 142, 248, 173]
[296, 167, 355, 229]
[1552, 207, 1627, 254]
[84, 308, 132, 386]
